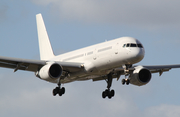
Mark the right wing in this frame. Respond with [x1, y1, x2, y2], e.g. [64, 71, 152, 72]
[115, 64, 180, 75]
[0, 56, 84, 73]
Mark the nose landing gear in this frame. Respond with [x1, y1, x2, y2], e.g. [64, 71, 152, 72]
[121, 64, 131, 85]
[121, 78, 130, 85]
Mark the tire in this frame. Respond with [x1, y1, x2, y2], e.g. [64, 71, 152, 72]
[122, 79, 125, 85]
[61, 87, 65, 94]
[58, 92, 62, 96]
[108, 93, 112, 99]
[102, 91, 106, 98]
[110, 90, 115, 97]
[53, 88, 58, 96]
[126, 79, 130, 85]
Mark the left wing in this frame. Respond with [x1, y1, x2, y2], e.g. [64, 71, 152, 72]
[115, 64, 180, 75]
[139, 64, 180, 76]
[92, 64, 180, 81]
[0, 56, 84, 73]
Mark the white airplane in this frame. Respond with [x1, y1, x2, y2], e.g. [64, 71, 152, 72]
[1, 13, 180, 99]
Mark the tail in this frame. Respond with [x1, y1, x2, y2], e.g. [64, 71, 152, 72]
[36, 13, 55, 60]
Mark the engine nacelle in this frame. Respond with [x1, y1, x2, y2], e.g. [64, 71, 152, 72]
[129, 66, 151, 86]
[37, 63, 63, 82]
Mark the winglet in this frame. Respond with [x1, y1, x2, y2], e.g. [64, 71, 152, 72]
[36, 13, 55, 60]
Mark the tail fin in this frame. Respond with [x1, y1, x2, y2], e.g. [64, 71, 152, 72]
[36, 13, 55, 60]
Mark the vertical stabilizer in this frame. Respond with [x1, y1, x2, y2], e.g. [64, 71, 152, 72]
[36, 13, 55, 60]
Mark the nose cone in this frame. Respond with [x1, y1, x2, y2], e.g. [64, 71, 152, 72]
[129, 48, 145, 64]
[136, 48, 145, 61]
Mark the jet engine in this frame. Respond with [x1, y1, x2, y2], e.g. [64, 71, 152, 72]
[129, 66, 151, 86]
[37, 63, 63, 82]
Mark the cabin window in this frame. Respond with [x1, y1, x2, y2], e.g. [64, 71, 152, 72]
[87, 51, 93, 55]
[63, 54, 84, 61]
[98, 46, 112, 52]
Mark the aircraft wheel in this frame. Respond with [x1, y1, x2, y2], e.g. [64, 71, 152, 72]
[61, 87, 65, 94]
[108, 94, 112, 99]
[126, 79, 130, 85]
[58, 87, 65, 96]
[53, 87, 65, 96]
[110, 89, 115, 97]
[102, 90, 109, 99]
[58, 92, 62, 96]
[122, 79, 125, 85]
[53, 87, 59, 96]
[102, 89, 115, 99]
[102, 91, 107, 98]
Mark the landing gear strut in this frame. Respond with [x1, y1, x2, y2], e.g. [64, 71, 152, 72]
[52, 79, 65, 96]
[102, 73, 115, 99]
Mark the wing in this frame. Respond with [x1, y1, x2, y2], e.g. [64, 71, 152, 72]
[140, 64, 180, 76]
[0, 56, 84, 73]
[114, 64, 180, 76]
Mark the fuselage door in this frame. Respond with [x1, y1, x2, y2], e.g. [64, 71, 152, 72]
[93, 48, 97, 60]
[115, 42, 119, 54]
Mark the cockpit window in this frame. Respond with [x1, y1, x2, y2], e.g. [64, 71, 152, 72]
[123, 43, 143, 48]
[131, 44, 137, 47]
[137, 44, 143, 48]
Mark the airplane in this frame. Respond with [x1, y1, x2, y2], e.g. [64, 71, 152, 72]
[1, 13, 180, 99]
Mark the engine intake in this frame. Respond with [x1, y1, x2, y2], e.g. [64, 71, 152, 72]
[130, 66, 151, 86]
[49, 64, 62, 78]
[37, 63, 63, 82]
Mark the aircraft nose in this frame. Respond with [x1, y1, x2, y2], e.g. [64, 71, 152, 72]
[129, 48, 145, 63]
[135, 48, 145, 61]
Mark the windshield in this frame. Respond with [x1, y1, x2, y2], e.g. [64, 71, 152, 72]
[123, 43, 143, 48]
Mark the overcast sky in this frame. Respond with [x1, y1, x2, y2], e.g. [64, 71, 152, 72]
[0, 0, 180, 117]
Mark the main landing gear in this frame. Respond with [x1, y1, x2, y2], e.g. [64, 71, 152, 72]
[102, 73, 115, 99]
[53, 86, 65, 96]
[53, 79, 65, 96]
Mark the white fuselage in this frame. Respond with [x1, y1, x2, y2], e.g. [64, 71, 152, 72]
[50, 37, 145, 83]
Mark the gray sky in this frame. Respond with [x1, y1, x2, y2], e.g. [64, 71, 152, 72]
[0, 0, 180, 117]
[32, 0, 180, 28]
